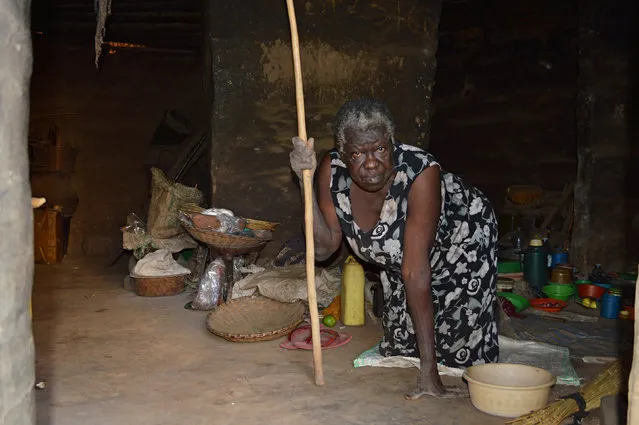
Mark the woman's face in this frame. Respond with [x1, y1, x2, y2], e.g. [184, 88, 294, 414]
[343, 127, 395, 193]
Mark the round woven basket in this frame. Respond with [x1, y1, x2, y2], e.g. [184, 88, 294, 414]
[179, 205, 279, 233]
[182, 221, 270, 252]
[133, 274, 186, 297]
[206, 297, 306, 343]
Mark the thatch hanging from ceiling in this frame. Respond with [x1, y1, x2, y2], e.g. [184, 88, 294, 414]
[94, 0, 112, 67]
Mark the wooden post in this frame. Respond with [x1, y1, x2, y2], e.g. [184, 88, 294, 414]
[413, 0, 443, 150]
[572, 0, 631, 272]
[0, 0, 36, 423]
[628, 267, 639, 422]
[628, 267, 639, 425]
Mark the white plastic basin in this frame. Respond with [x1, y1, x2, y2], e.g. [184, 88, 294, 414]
[463, 363, 556, 418]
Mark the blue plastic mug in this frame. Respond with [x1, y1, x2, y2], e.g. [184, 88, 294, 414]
[600, 292, 622, 319]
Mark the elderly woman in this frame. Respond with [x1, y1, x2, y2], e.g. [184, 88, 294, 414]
[290, 98, 499, 399]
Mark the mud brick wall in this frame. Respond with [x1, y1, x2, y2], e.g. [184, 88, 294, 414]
[428, 0, 579, 209]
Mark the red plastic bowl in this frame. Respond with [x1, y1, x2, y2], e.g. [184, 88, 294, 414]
[530, 298, 568, 313]
[577, 284, 606, 299]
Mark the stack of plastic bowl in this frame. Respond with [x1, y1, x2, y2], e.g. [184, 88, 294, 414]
[542, 284, 575, 301]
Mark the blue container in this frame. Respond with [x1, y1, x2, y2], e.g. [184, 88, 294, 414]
[551, 251, 569, 268]
[601, 292, 622, 319]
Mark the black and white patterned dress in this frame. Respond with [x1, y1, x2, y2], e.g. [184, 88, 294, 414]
[329, 144, 499, 368]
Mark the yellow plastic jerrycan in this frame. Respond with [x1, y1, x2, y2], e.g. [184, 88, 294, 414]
[340, 256, 366, 326]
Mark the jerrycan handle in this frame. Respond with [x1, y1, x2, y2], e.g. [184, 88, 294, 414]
[344, 255, 359, 265]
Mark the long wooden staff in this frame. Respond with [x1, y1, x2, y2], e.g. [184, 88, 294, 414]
[285, 0, 324, 386]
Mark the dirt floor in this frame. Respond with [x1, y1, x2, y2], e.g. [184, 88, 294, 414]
[32, 258, 613, 425]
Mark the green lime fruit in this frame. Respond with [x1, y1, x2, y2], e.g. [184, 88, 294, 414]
[323, 315, 336, 327]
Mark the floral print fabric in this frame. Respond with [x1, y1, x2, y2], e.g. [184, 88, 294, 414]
[329, 144, 499, 367]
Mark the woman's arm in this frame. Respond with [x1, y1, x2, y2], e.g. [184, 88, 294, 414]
[313, 154, 343, 260]
[402, 166, 466, 400]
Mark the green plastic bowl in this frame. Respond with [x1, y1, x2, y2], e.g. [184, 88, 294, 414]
[497, 292, 530, 312]
[542, 284, 575, 301]
[498, 261, 522, 274]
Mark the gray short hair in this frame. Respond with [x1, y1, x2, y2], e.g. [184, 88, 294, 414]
[333, 98, 395, 155]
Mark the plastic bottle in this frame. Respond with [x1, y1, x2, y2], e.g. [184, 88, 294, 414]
[340, 256, 366, 326]
[590, 264, 612, 285]
[512, 229, 525, 251]
[524, 239, 549, 292]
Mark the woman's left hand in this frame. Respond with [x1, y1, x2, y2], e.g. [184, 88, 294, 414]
[405, 371, 468, 400]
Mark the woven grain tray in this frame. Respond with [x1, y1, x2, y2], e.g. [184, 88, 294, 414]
[182, 221, 270, 251]
[206, 297, 306, 343]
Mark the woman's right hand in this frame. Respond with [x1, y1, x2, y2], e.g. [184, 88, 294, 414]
[290, 136, 316, 180]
